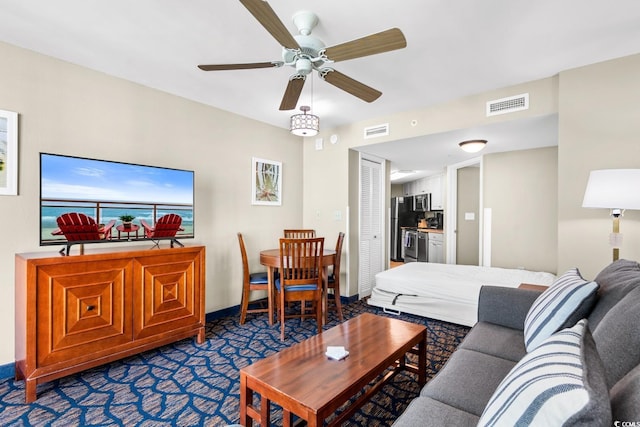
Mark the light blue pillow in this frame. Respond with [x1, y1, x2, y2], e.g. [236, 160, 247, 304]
[524, 268, 598, 352]
[478, 319, 611, 426]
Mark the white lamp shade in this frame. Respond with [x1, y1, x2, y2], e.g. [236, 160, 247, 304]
[582, 169, 640, 210]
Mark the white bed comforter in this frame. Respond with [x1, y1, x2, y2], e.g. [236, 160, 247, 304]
[368, 262, 556, 326]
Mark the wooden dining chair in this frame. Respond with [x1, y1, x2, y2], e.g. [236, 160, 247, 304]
[327, 232, 345, 321]
[237, 233, 270, 325]
[283, 229, 316, 238]
[276, 237, 324, 341]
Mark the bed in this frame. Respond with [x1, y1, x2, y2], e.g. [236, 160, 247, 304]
[367, 262, 556, 326]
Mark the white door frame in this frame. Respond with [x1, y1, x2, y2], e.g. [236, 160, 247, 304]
[445, 157, 484, 265]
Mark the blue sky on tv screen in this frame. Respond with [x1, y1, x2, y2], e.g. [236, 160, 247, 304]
[41, 154, 193, 204]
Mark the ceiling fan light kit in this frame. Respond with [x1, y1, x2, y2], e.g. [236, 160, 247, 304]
[198, 0, 407, 121]
[458, 139, 488, 153]
[290, 106, 319, 136]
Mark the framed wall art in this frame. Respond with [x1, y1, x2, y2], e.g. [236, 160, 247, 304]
[0, 109, 18, 196]
[251, 157, 282, 206]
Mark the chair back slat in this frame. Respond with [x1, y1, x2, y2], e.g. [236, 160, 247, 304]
[279, 237, 324, 285]
[237, 233, 251, 283]
[283, 229, 316, 239]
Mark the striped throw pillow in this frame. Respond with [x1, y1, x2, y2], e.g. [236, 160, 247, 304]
[478, 319, 611, 426]
[524, 268, 598, 352]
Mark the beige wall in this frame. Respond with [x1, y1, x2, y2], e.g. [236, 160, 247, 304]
[0, 41, 303, 366]
[484, 147, 558, 272]
[558, 53, 640, 279]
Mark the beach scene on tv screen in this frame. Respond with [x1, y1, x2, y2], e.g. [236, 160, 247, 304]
[40, 153, 194, 243]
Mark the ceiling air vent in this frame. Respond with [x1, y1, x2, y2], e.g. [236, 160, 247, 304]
[363, 123, 389, 139]
[486, 93, 529, 117]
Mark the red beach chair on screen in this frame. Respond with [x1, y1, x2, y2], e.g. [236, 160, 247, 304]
[140, 214, 184, 247]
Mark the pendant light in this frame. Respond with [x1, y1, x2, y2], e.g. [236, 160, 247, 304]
[290, 72, 319, 136]
[290, 106, 319, 136]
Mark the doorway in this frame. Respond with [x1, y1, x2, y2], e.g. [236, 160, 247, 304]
[446, 157, 484, 265]
[456, 166, 480, 265]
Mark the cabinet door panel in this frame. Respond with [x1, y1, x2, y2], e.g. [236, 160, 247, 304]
[36, 260, 133, 366]
[134, 252, 203, 339]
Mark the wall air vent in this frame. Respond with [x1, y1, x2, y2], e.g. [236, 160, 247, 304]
[486, 93, 529, 116]
[363, 123, 389, 139]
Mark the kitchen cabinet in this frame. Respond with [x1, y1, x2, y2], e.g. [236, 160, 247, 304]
[15, 245, 206, 403]
[429, 173, 445, 210]
[402, 173, 445, 209]
[428, 232, 445, 263]
[414, 177, 429, 195]
[402, 181, 415, 196]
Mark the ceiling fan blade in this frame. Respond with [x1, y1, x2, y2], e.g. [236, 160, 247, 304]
[197, 61, 282, 71]
[321, 69, 382, 103]
[279, 76, 306, 110]
[323, 28, 407, 62]
[239, 0, 300, 50]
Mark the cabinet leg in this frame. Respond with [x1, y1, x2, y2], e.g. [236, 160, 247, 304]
[14, 366, 24, 381]
[196, 327, 205, 344]
[25, 379, 37, 403]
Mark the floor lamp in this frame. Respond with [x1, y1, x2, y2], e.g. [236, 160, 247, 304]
[582, 169, 640, 261]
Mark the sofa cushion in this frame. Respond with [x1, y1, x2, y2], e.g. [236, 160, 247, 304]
[458, 322, 526, 363]
[478, 319, 611, 427]
[477, 286, 543, 330]
[420, 348, 517, 416]
[524, 268, 598, 352]
[591, 285, 640, 388]
[589, 259, 640, 330]
[392, 396, 479, 427]
[610, 364, 640, 422]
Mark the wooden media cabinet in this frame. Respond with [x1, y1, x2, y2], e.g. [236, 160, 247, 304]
[15, 245, 206, 403]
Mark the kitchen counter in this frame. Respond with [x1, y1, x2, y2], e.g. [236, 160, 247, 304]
[400, 227, 444, 234]
[417, 228, 444, 234]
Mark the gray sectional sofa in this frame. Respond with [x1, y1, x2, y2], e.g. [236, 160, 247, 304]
[393, 259, 640, 426]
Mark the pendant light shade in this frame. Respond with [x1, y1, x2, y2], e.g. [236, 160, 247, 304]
[290, 106, 319, 136]
[458, 139, 487, 153]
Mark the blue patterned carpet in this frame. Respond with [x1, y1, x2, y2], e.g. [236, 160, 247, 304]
[0, 299, 469, 426]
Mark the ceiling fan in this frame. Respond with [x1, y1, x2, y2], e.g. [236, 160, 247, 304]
[197, 0, 407, 110]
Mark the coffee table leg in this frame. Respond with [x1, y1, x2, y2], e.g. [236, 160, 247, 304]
[418, 331, 427, 386]
[261, 396, 271, 427]
[240, 374, 251, 427]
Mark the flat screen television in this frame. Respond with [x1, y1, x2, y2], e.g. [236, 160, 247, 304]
[40, 152, 194, 252]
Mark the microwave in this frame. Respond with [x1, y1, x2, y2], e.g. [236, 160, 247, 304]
[413, 194, 431, 212]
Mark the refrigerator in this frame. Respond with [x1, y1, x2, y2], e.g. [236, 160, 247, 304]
[390, 197, 418, 261]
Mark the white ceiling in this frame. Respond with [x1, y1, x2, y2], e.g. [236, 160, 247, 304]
[2, 1, 640, 180]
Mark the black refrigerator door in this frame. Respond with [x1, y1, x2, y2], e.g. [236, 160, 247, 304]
[399, 196, 413, 212]
[399, 211, 418, 227]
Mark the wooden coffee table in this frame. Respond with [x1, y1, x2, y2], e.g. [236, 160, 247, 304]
[239, 312, 427, 427]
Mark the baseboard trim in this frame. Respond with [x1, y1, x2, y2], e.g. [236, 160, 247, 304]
[0, 363, 14, 381]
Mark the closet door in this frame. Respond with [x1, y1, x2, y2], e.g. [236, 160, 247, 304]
[359, 157, 384, 297]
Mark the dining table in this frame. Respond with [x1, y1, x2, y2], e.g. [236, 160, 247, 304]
[259, 248, 337, 326]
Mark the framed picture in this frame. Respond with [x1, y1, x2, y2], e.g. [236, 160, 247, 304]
[252, 157, 282, 206]
[0, 109, 19, 196]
